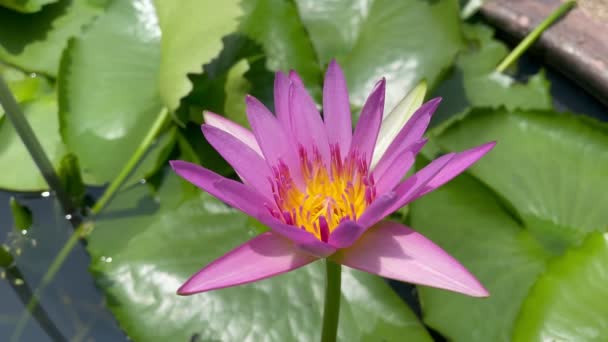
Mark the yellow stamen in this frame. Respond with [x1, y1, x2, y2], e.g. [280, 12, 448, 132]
[271, 147, 375, 241]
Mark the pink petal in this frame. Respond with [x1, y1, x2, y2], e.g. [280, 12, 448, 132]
[255, 214, 337, 258]
[327, 220, 364, 249]
[178, 233, 318, 295]
[323, 60, 352, 156]
[328, 193, 396, 248]
[201, 125, 272, 199]
[171, 160, 333, 256]
[169, 160, 270, 218]
[331, 221, 489, 297]
[373, 139, 427, 184]
[245, 95, 303, 185]
[387, 152, 456, 214]
[410, 142, 496, 201]
[372, 98, 440, 173]
[288, 81, 331, 165]
[374, 150, 416, 196]
[274, 71, 291, 128]
[288, 70, 305, 87]
[350, 79, 385, 165]
[203, 111, 262, 156]
[212, 179, 335, 257]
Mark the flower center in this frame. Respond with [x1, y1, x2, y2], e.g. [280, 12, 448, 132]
[268, 145, 376, 241]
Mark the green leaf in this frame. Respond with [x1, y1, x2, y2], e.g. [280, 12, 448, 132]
[223, 59, 251, 128]
[240, 0, 322, 97]
[0, 0, 57, 13]
[176, 34, 262, 124]
[513, 232, 608, 341]
[88, 174, 432, 342]
[0, 243, 13, 267]
[294, 0, 369, 65]
[59, 0, 165, 185]
[410, 169, 551, 342]
[0, 0, 106, 76]
[431, 24, 551, 124]
[297, 0, 463, 110]
[433, 108, 608, 252]
[414, 108, 608, 340]
[57, 153, 85, 205]
[154, 0, 241, 111]
[9, 197, 32, 231]
[1, 63, 51, 118]
[459, 0, 484, 19]
[0, 93, 66, 191]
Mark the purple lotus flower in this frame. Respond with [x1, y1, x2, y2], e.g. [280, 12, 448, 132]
[171, 61, 494, 297]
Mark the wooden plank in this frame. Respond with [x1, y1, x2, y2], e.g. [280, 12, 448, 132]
[480, 0, 608, 106]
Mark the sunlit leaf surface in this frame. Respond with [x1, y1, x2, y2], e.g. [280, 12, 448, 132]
[88, 175, 432, 342]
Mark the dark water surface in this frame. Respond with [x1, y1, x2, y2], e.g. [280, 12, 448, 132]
[1, 54, 606, 341]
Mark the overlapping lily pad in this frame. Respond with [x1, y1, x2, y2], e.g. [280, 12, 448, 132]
[431, 24, 551, 124]
[411, 107, 608, 341]
[59, 0, 164, 185]
[433, 108, 608, 251]
[411, 168, 551, 341]
[297, 0, 464, 111]
[0, 0, 106, 76]
[0, 0, 57, 13]
[0, 93, 66, 191]
[513, 232, 608, 341]
[240, 0, 322, 97]
[154, 0, 241, 111]
[88, 174, 432, 342]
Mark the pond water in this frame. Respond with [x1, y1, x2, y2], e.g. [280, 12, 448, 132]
[1, 54, 606, 342]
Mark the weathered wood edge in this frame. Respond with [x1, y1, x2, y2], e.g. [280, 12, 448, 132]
[480, 0, 608, 107]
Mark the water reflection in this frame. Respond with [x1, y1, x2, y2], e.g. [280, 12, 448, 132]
[0, 191, 126, 341]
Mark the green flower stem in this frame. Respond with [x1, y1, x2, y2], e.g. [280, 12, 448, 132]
[90, 107, 169, 214]
[0, 76, 75, 214]
[495, 0, 576, 73]
[10, 108, 171, 342]
[321, 260, 342, 342]
[4, 263, 68, 342]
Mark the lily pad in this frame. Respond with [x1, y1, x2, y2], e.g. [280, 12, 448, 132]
[431, 24, 551, 124]
[88, 174, 432, 341]
[413, 107, 608, 340]
[59, 0, 166, 185]
[239, 0, 322, 97]
[432, 108, 608, 252]
[410, 168, 551, 342]
[0, 93, 66, 191]
[1, 63, 51, 118]
[297, 0, 464, 111]
[154, 0, 241, 111]
[0, 0, 106, 76]
[513, 232, 608, 341]
[0, 0, 57, 13]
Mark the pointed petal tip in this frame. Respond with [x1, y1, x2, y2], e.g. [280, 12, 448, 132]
[484, 140, 498, 149]
[202, 110, 216, 121]
[428, 96, 442, 105]
[420, 97, 442, 114]
[417, 79, 428, 91]
[368, 78, 386, 101]
[468, 140, 498, 157]
[288, 70, 304, 85]
[327, 59, 342, 72]
[169, 159, 184, 171]
[333, 221, 491, 298]
[176, 282, 199, 296]
[176, 233, 319, 296]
